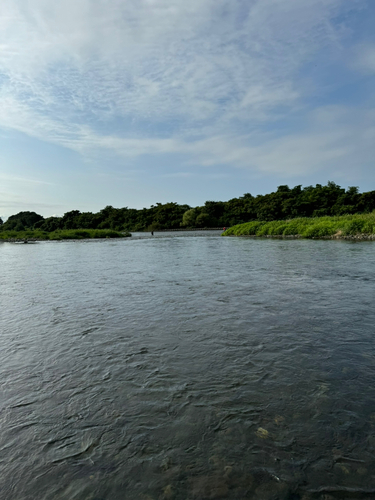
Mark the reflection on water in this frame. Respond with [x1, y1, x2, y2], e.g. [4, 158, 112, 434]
[1, 234, 375, 499]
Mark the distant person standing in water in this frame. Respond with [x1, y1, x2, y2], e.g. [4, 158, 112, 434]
[151, 231, 154, 236]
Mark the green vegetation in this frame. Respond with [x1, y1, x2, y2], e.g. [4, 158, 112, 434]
[1, 211, 43, 231]
[2, 182, 375, 235]
[223, 212, 375, 238]
[0, 229, 129, 241]
[180, 207, 212, 228]
[31, 202, 190, 233]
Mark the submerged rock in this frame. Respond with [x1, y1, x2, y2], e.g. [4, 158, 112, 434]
[256, 427, 270, 439]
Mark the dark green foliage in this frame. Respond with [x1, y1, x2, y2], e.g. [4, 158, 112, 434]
[149, 202, 190, 230]
[60, 210, 82, 229]
[203, 201, 226, 225]
[34, 217, 61, 232]
[195, 212, 211, 227]
[26, 202, 191, 233]
[1, 211, 44, 231]
[219, 182, 375, 226]
[2, 182, 375, 234]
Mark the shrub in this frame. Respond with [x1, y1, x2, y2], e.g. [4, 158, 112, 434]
[223, 213, 375, 238]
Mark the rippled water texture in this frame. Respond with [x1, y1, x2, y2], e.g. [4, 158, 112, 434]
[1, 233, 375, 500]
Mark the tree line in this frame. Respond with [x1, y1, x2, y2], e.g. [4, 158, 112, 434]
[1, 182, 375, 232]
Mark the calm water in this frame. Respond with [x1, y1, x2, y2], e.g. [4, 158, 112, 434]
[1, 233, 375, 500]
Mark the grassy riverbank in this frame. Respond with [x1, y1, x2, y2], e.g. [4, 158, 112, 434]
[0, 229, 131, 241]
[223, 212, 375, 239]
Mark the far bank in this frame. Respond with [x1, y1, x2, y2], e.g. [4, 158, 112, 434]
[222, 213, 375, 240]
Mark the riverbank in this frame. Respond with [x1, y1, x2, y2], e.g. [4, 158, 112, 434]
[0, 229, 131, 241]
[153, 227, 224, 231]
[222, 213, 375, 239]
[225, 233, 375, 240]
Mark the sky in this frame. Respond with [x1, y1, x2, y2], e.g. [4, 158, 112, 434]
[0, 0, 375, 219]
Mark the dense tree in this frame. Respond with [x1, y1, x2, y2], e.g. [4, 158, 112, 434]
[195, 212, 211, 227]
[2, 182, 375, 233]
[151, 202, 190, 230]
[61, 210, 82, 229]
[35, 217, 62, 232]
[181, 208, 200, 227]
[357, 191, 375, 213]
[203, 201, 226, 225]
[1, 211, 44, 231]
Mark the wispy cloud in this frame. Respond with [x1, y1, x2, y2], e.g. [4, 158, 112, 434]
[0, 0, 374, 215]
[0, 174, 54, 186]
[0, 1, 355, 143]
[27, 104, 369, 182]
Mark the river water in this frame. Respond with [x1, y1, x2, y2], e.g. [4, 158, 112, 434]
[1, 232, 375, 500]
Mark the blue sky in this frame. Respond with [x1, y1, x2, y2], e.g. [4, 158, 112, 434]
[1, 0, 374, 219]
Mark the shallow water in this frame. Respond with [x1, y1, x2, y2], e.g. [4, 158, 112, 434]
[1, 233, 375, 499]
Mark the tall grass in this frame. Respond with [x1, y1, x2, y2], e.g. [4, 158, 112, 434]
[0, 229, 131, 240]
[223, 212, 375, 238]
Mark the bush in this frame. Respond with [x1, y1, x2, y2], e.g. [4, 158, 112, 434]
[223, 213, 375, 238]
[0, 229, 131, 240]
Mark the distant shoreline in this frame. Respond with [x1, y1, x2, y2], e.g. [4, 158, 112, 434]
[0, 229, 131, 242]
[2, 231, 375, 243]
[225, 233, 375, 241]
[222, 214, 375, 240]
[149, 227, 224, 232]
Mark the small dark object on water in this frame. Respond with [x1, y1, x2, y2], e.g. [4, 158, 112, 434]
[151, 231, 154, 236]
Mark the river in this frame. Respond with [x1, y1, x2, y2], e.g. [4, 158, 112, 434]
[1, 232, 375, 499]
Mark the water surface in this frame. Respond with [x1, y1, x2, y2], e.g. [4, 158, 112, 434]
[1, 234, 375, 499]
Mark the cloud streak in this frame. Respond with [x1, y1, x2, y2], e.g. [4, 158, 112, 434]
[0, 0, 374, 217]
[0, 1, 353, 135]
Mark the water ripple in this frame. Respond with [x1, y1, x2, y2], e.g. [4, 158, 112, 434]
[0, 236, 375, 499]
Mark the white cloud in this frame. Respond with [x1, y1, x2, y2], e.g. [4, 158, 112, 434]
[34, 104, 370, 184]
[0, 0, 373, 196]
[0, 0, 349, 137]
[185, 105, 374, 177]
